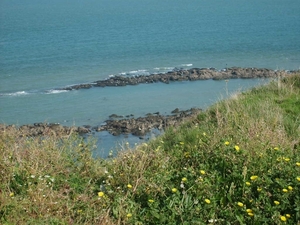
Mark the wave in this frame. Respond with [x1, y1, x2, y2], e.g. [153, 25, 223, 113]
[0, 89, 70, 97]
[118, 69, 150, 76]
[0, 91, 30, 97]
[45, 89, 69, 94]
[181, 63, 193, 67]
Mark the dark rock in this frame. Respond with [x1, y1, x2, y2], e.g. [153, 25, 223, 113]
[171, 108, 180, 114]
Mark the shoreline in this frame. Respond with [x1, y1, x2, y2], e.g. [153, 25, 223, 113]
[1, 67, 298, 138]
[0, 108, 201, 138]
[60, 67, 297, 91]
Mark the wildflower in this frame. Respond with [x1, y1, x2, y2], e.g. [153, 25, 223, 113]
[237, 202, 244, 207]
[234, 145, 240, 151]
[288, 186, 293, 191]
[98, 192, 104, 197]
[282, 188, 288, 193]
[148, 199, 154, 203]
[286, 214, 291, 218]
[274, 147, 279, 150]
[171, 188, 177, 193]
[127, 213, 132, 218]
[248, 212, 254, 217]
[274, 200, 280, 205]
[225, 141, 230, 146]
[184, 152, 190, 158]
[179, 141, 184, 145]
[245, 182, 251, 186]
[77, 209, 82, 213]
[204, 199, 211, 204]
[250, 175, 258, 181]
[246, 209, 253, 213]
[200, 170, 206, 175]
[203, 132, 206, 136]
[284, 157, 290, 162]
[296, 162, 300, 166]
[280, 216, 287, 222]
[9, 192, 14, 197]
[182, 177, 187, 182]
[257, 187, 262, 192]
[127, 184, 133, 189]
[297, 177, 300, 182]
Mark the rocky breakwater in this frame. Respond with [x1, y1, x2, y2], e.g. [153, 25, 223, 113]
[61, 67, 294, 91]
[94, 108, 202, 137]
[0, 123, 90, 137]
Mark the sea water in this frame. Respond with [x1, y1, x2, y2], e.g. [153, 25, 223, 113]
[1, 0, 300, 156]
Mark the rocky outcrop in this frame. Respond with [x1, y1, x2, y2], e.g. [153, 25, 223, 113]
[94, 108, 202, 136]
[0, 123, 90, 137]
[59, 67, 296, 91]
[0, 108, 202, 138]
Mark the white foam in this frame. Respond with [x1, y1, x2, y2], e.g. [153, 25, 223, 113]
[153, 67, 174, 71]
[3, 91, 29, 96]
[181, 63, 193, 67]
[46, 89, 69, 94]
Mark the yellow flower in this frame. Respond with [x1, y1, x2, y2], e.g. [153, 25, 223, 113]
[257, 187, 262, 192]
[286, 214, 291, 218]
[248, 212, 254, 217]
[250, 175, 258, 180]
[184, 152, 190, 158]
[200, 170, 206, 175]
[274, 147, 279, 150]
[127, 184, 133, 189]
[126, 213, 132, 218]
[296, 162, 300, 166]
[297, 177, 300, 182]
[246, 182, 251, 186]
[98, 192, 105, 197]
[288, 186, 293, 191]
[179, 141, 184, 145]
[203, 132, 206, 136]
[182, 177, 187, 182]
[224, 141, 230, 146]
[274, 200, 280, 205]
[234, 145, 240, 151]
[237, 202, 244, 207]
[9, 192, 14, 197]
[171, 188, 177, 193]
[282, 188, 288, 193]
[280, 216, 287, 222]
[246, 209, 253, 213]
[204, 199, 211, 204]
[284, 157, 290, 162]
[148, 199, 154, 203]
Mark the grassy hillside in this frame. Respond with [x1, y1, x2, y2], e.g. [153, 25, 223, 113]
[1, 75, 300, 224]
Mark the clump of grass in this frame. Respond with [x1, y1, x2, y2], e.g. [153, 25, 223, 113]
[1, 74, 300, 224]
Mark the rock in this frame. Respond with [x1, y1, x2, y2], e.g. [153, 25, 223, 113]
[171, 108, 180, 114]
[59, 67, 295, 91]
[95, 108, 202, 136]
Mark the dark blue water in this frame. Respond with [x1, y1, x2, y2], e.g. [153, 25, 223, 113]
[1, 0, 300, 156]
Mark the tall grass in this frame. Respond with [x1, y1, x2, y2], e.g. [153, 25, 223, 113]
[1, 75, 300, 224]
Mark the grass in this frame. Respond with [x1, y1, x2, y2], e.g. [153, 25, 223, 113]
[1, 74, 300, 224]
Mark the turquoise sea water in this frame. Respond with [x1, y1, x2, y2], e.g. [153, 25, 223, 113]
[1, 0, 300, 156]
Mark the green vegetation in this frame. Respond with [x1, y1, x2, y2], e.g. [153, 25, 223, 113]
[1, 75, 300, 224]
